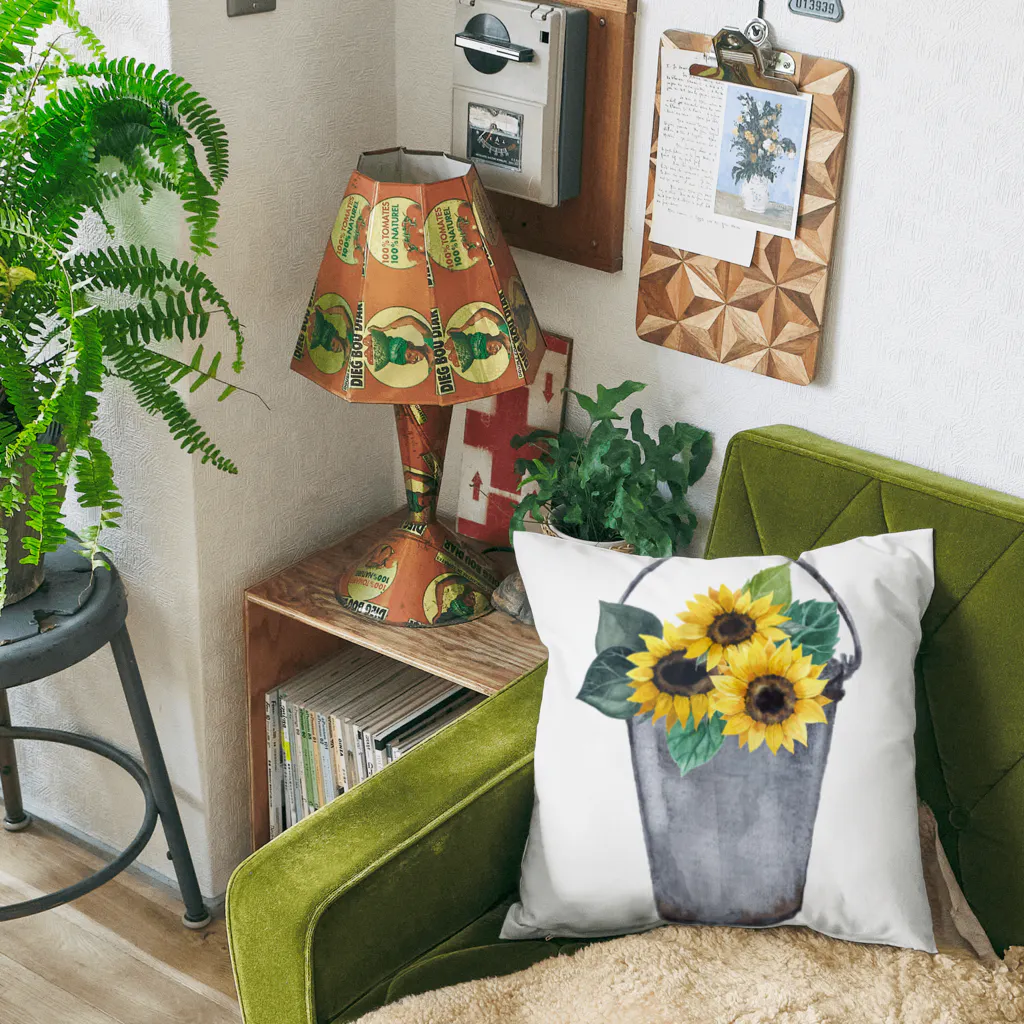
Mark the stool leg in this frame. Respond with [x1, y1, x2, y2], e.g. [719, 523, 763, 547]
[109, 627, 212, 929]
[0, 691, 31, 832]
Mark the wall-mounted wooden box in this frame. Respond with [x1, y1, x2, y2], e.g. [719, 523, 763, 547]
[489, 0, 637, 274]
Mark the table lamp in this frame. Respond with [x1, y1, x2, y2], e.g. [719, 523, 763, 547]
[291, 147, 547, 628]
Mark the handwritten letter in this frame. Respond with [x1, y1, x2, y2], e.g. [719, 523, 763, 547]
[650, 48, 756, 266]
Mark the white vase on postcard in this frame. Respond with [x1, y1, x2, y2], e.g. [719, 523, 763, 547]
[741, 175, 771, 213]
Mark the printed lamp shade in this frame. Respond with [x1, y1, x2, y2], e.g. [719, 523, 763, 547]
[291, 147, 546, 405]
[291, 148, 547, 628]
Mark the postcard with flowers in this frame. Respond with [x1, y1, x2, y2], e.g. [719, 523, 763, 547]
[712, 82, 811, 238]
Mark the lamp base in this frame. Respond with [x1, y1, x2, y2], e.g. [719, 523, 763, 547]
[336, 518, 501, 628]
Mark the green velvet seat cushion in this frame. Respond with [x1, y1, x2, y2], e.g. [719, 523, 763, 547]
[333, 897, 592, 1022]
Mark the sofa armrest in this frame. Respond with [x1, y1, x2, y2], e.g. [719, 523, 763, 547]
[226, 663, 545, 1024]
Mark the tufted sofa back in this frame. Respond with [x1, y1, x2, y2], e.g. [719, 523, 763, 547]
[705, 426, 1024, 954]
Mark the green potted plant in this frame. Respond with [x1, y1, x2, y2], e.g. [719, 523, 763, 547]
[510, 381, 711, 557]
[0, 0, 251, 607]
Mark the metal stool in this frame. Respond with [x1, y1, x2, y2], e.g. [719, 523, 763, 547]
[0, 545, 211, 928]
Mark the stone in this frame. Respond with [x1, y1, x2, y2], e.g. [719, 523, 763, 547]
[491, 571, 534, 626]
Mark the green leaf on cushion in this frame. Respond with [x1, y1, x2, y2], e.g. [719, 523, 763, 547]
[742, 563, 792, 608]
[577, 645, 639, 719]
[783, 600, 840, 664]
[666, 712, 725, 776]
[595, 600, 661, 655]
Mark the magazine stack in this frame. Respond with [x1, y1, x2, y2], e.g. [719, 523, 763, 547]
[265, 647, 484, 837]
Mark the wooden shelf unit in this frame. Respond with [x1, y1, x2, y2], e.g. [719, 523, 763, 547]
[244, 509, 548, 850]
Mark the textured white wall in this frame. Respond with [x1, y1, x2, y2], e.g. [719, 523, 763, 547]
[400, 0, 1024, 532]
[6, 0, 215, 887]
[8, 0, 399, 896]
[167, 0, 399, 891]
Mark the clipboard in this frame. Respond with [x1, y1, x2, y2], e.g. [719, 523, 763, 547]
[636, 28, 853, 385]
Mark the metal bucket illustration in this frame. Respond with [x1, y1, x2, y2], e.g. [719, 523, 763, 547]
[628, 701, 838, 925]
[621, 557, 860, 927]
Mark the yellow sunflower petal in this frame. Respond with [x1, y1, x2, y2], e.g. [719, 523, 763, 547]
[748, 594, 773, 618]
[765, 723, 784, 754]
[718, 584, 735, 613]
[673, 695, 691, 728]
[640, 634, 672, 658]
[664, 703, 679, 731]
[738, 732, 748, 748]
[733, 589, 752, 614]
[783, 715, 808, 748]
[768, 641, 793, 675]
[651, 691, 673, 723]
[676, 623, 711, 640]
[662, 622, 689, 649]
[627, 667, 654, 682]
[705, 644, 724, 669]
[780, 729, 795, 753]
[795, 698, 828, 725]
[815, 695, 832, 706]
[627, 651, 658, 668]
[762, 626, 790, 642]
[712, 695, 746, 716]
[684, 636, 713, 659]
[682, 603, 716, 625]
[746, 721, 767, 751]
[794, 676, 827, 699]
[628, 682, 660, 703]
[637, 700, 658, 714]
[690, 692, 709, 725]
[712, 674, 747, 698]
[723, 713, 754, 736]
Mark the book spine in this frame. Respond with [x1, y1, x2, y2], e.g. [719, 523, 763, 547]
[299, 708, 318, 813]
[316, 712, 334, 803]
[266, 690, 282, 840]
[280, 696, 295, 830]
[291, 702, 309, 820]
[342, 718, 360, 788]
[329, 715, 347, 795]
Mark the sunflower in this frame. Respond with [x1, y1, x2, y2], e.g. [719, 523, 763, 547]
[675, 584, 789, 669]
[625, 624, 717, 731]
[711, 639, 830, 754]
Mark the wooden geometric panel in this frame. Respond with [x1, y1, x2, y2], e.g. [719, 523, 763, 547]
[636, 31, 853, 385]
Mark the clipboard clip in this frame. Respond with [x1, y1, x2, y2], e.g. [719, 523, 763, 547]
[689, 19, 799, 94]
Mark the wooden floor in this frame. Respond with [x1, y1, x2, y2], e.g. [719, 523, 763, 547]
[0, 820, 240, 1024]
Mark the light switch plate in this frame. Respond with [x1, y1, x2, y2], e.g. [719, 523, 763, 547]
[227, 0, 275, 16]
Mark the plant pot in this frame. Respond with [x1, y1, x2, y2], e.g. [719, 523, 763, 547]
[2, 503, 46, 608]
[741, 175, 771, 214]
[627, 691, 838, 927]
[542, 507, 635, 554]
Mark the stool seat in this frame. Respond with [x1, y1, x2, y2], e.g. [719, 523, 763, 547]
[1, 546, 126, 687]
[0, 544, 210, 928]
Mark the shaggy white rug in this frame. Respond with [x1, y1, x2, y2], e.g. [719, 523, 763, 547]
[357, 926, 1024, 1024]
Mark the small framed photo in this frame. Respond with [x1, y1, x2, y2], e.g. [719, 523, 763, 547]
[713, 83, 812, 239]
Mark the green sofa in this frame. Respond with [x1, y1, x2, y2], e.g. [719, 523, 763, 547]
[226, 425, 1024, 1024]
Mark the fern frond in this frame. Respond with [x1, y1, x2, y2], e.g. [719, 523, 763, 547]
[55, 0, 105, 59]
[105, 341, 238, 473]
[22, 441, 66, 562]
[0, 0, 61, 82]
[68, 246, 245, 366]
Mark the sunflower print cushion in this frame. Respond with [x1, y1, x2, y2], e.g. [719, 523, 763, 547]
[503, 529, 936, 952]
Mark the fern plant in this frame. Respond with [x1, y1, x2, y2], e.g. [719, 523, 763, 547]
[0, 0, 251, 605]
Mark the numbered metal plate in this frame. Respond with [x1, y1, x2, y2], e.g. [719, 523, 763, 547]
[788, 0, 843, 21]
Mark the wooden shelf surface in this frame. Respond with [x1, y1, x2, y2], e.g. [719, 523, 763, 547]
[245, 508, 547, 695]
[244, 509, 548, 850]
